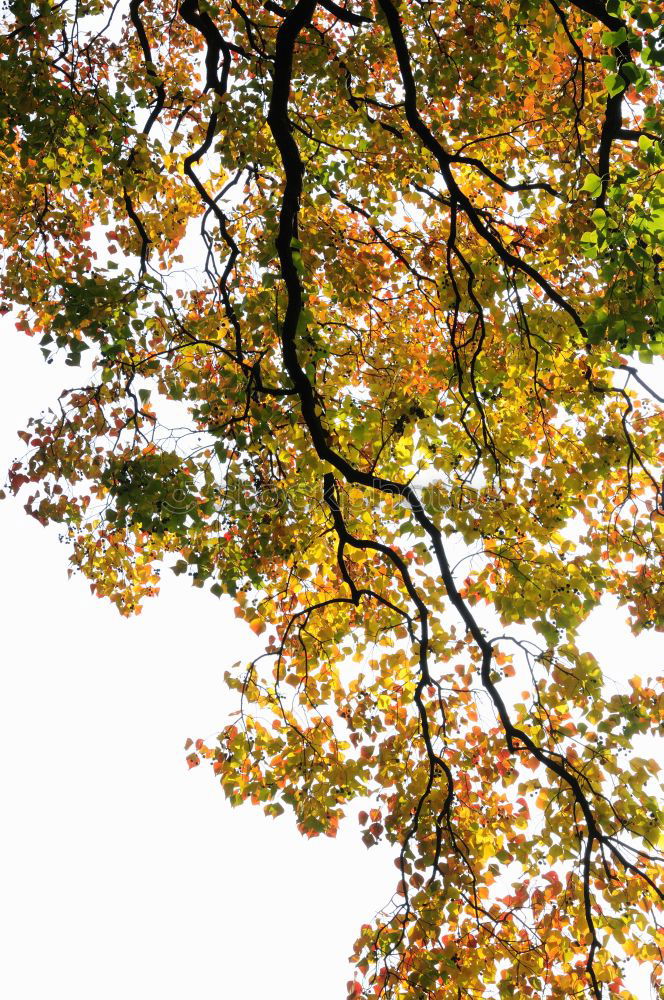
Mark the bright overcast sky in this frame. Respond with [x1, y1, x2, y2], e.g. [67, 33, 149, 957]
[1, 324, 661, 1000]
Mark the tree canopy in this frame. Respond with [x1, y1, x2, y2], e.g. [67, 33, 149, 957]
[1, 0, 663, 996]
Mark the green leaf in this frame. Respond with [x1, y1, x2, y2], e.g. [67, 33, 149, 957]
[602, 28, 627, 47]
[605, 73, 626, 96]
[581, 173, 603, 198]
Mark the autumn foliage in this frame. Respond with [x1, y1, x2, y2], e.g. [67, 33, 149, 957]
[1, 0, 663, 996]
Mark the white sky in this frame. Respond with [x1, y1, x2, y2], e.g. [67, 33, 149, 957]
[1, 325, 661, 999]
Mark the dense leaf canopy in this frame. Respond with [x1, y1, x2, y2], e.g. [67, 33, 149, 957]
[1, 0, 663, 996]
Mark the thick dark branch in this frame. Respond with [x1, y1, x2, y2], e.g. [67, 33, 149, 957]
[618, 128, 661, 143]
[124, 0, 167, 272]
[319, 0, 371, 26]
[128, 0, 165, 135]
[180, 0, 233, 95]
[123, 187, 151, 274]
[264, 8, 661, 991]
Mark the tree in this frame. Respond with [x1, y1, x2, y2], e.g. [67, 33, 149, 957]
[1, 0, 663, 995]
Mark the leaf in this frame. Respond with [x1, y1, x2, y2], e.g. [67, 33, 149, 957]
[582, 173, 603, 197]
[605, 73, 626, 96]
